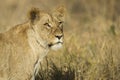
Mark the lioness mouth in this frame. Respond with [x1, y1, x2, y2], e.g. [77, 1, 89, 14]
[48, 42, 63, 47]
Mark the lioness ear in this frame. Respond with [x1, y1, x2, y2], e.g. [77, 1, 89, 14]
[52, 5, 66, 22]
[28, 7, 40, 23]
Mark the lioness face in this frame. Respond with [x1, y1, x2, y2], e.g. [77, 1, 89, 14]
[29, 6, 66, 50]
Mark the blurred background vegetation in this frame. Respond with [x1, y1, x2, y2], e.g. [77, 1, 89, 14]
[0, 0, 120, 80]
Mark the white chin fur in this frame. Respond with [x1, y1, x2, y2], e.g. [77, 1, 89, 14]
[51, 43, 62, 50]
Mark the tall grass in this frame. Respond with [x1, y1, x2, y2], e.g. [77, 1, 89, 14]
[0, 0, 120, 80]
[35, 34, 120, 80]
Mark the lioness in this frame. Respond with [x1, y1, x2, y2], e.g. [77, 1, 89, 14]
[0, 6, 65, 80]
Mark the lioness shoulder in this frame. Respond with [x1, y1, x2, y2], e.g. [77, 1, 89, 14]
[0, 6, 66, 80]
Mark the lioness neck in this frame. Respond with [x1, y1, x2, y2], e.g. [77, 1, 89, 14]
[27, 23, 49, 56]
[27, 23, 49, 79]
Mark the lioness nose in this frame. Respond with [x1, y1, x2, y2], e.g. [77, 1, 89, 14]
[55, 35, 63, 39]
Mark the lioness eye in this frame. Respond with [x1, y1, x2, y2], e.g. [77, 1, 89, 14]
[59, 21, 63, 26]
[59, 21, 63, 24]
[44, 23, 51, 28]
[59, 21, 63, 27]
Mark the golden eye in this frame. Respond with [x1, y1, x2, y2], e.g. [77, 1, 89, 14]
[44, 23, 51, 29]
[59, 21, 63, 27]
[59, 21, 63, 24]
[59, 21, 63, 26]
[58, 21, 63, 31]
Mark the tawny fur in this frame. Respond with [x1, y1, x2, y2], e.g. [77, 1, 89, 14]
[0, 6, 66, 80]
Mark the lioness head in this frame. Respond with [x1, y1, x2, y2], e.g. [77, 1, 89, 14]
[28, 6, 66, 50]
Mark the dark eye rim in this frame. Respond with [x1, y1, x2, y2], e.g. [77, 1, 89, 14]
[58, 21, 63, 28]
[59, 21, 63, 25]
[44, 23, 51, 28]
[58, 22, 63, 31]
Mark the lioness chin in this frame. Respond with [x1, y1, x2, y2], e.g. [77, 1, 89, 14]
[0, 6, 66, 80]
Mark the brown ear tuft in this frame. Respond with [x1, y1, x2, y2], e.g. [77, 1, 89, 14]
[56, 5, 66, 17]
[28, 7, 40, 23]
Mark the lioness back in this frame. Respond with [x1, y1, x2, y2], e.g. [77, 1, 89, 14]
[0, 23, 35, 80]
[0, 6, 66, 80]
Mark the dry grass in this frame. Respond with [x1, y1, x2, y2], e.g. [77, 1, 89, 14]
[0, 0, 120, 80]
